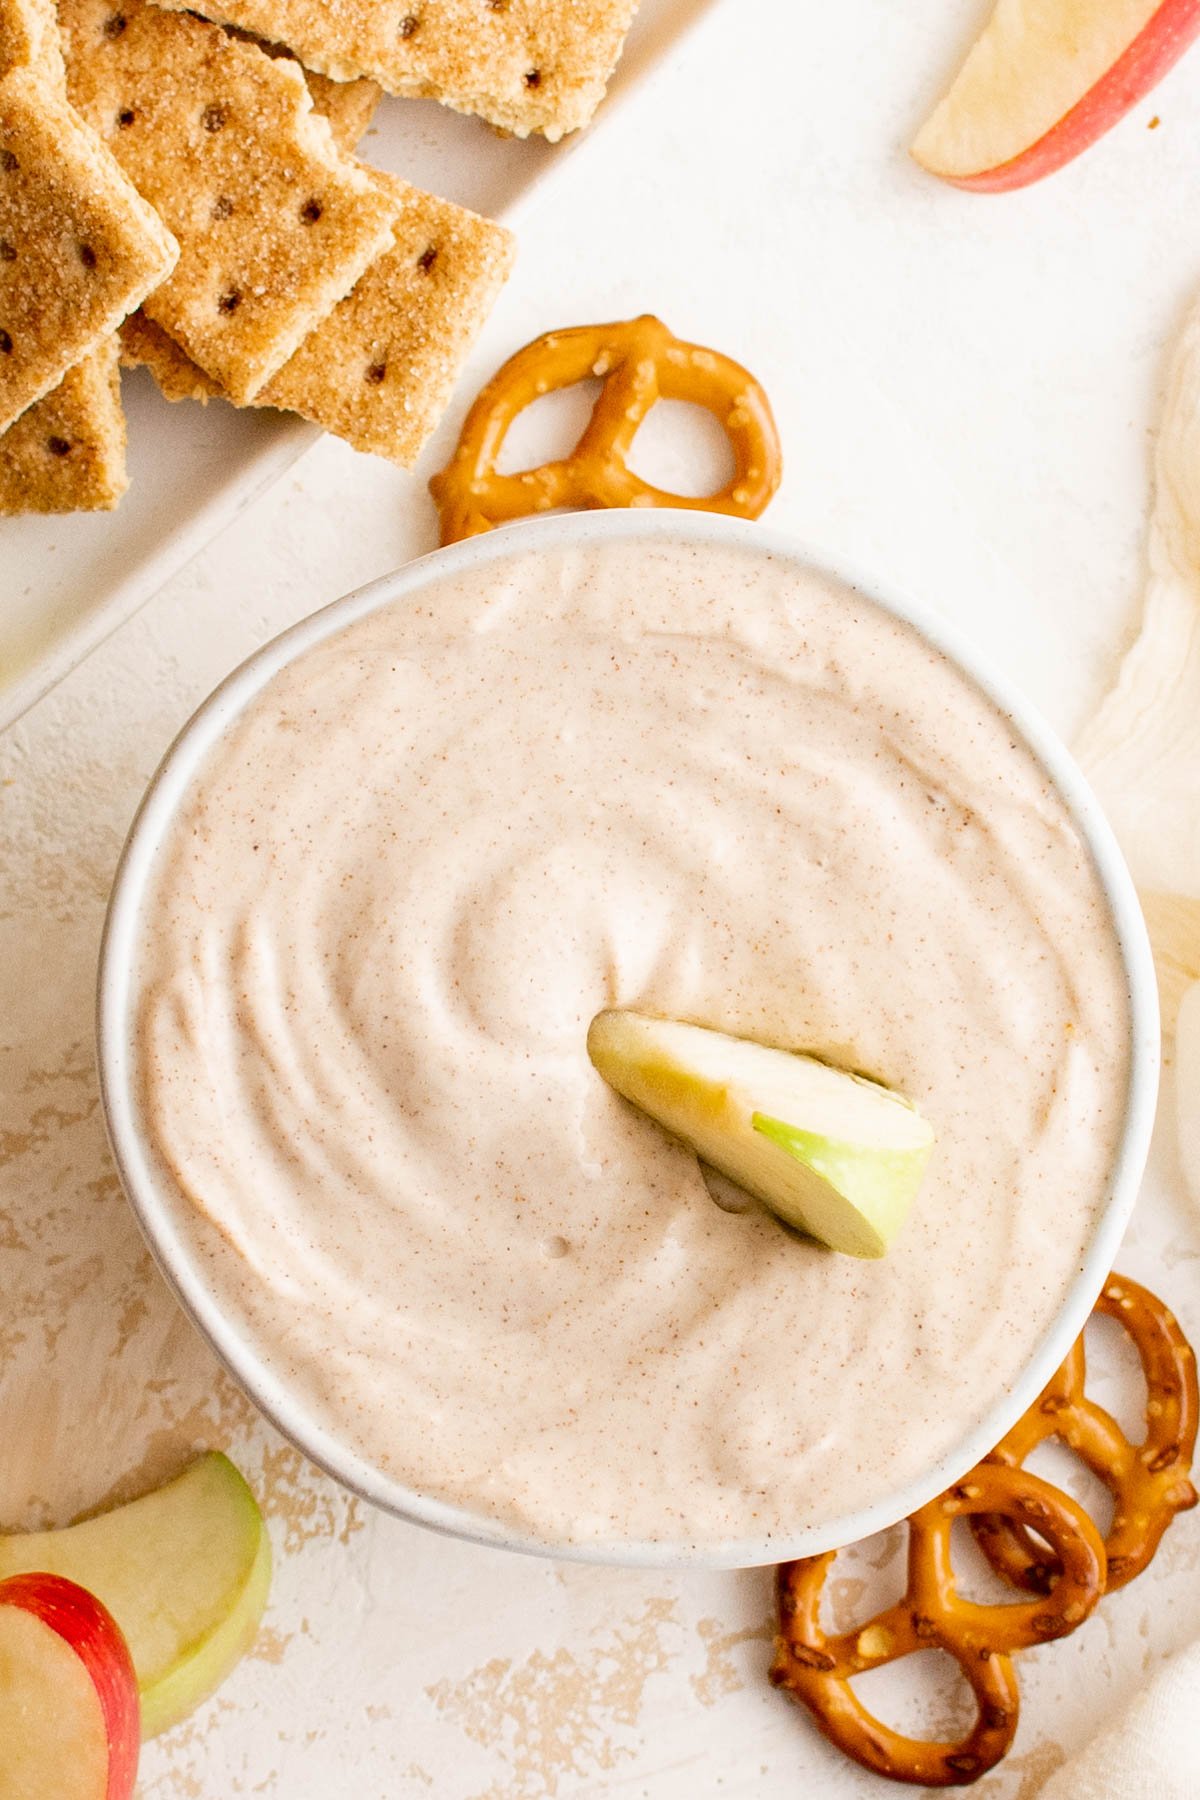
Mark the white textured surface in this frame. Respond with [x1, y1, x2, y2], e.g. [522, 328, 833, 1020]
[1039, 1641, 1200, 1800]
[4, 2, 1200, 1795]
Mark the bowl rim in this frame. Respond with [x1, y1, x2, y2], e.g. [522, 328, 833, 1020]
[96, 507, 1161, 1569]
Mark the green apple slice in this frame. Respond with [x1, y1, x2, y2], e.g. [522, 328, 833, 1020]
[0, 1453, 270, 1738]
[587, 1010, 934, 1258]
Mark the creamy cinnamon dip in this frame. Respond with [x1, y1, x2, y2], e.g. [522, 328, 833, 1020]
[131, 533, 1131, 1550]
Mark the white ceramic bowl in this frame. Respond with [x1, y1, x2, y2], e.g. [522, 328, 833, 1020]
[97, 510, 1160, 1568]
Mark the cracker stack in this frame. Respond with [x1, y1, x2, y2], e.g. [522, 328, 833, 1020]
[59, 0, 402, 403]
[98, 0, 514, 465]
[3, 0, 643, 515]
[0, 0, 177, 509]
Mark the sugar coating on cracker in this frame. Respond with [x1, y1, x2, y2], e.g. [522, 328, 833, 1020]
[262, 176, 514, 464]
[0, 332, 126, 510]
[0, 0, 63, 79]
[178, 23, 382, 151]
[116, 58, 383, 403]
[123, 179, 514, 468]
[0, 0, 133, 509]
[210, 29, 383, 151]
[60, 0, 400, 402]
[0, 61, 178, 432]
[120, 306, 220, 400]
[148, 0, 640, 139]
[301, 67, 380, 151]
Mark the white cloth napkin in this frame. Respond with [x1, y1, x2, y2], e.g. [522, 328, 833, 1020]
[1036, 1643, 1200, 1799]
[1076, 289, 1200, 1190]
[1054, 291, 1200, 1797]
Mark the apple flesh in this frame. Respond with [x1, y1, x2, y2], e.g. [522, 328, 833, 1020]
[912, 0, 1200, 192]
[0, 1572, 139, 1800]
[0, 1453, 270, 1739]
[587, 1011, 934, 1258]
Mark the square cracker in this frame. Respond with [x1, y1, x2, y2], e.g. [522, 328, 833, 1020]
[0, 63, 177, 432]
[0, 332, 126, 511]
[60, 0, 400, 402]
[122, 179, 514, 467]
[114, 59, 384, 405]
[261, 176, 514, 464]
[148, 0, 640, 140]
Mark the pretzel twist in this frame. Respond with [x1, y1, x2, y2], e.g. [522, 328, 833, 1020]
[428, 315, 782, 545]
[771, 1465, 1106, 1788]
[971, 1274, 1199, 1593]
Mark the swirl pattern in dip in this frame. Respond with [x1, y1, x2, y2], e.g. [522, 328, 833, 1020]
[131, 534, 1132, 1550]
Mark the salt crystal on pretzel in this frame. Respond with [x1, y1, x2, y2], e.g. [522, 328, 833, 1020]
[771, 1275, 1197, 1789]
[971, 1272, 1198, 1593]
[429, 315, 783, 545]
[147, 0, 639, 140]
[772, 1464, 1107, 1788]
[60, 0, 399, 403]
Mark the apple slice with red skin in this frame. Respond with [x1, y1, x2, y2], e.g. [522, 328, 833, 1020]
[0, 1453, 271, 1739]
[0, 1572, 140, 1800]
[913, 0, 1200, 192]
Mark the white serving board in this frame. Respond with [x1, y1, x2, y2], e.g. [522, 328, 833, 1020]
[0, 0, 715, 733]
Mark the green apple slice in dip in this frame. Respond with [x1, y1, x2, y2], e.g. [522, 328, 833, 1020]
[587, 1010, 934, 1258]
